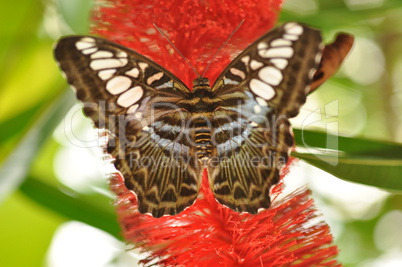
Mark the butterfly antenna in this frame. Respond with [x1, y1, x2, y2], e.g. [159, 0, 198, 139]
[201, 19, 245, 78]
[153, 23, 201, 77]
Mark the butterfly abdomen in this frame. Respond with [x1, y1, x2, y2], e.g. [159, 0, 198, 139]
[191, 116, 213, 160]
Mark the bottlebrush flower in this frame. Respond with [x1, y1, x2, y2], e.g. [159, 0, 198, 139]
[92, 0, 281, 85]
[92, 0, 341, 265]
[110, 162, 340, 266]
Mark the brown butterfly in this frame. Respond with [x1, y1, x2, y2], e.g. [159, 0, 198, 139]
[54, 23, 353, 217]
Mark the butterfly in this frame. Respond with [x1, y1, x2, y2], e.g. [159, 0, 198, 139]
[54, 22, 353, 218]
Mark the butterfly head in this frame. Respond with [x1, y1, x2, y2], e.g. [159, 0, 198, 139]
[190, 77, 215, 111]
[192, 77, 212, 98]
[192, 77, 213, 99]
[193, 77, 210, 87]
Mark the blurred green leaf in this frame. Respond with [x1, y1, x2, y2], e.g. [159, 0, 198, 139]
[293, 129, 402, 191]
[0, 0, 43, 67]
[0, 90, 75, 204]
[294, 128, 402, 157]
[20, 176, 121, 239]
[281, 0, 402, 28]
[0, 102, 44, 144]
[0, 191, 63, 267]
[55, 0, 93, 34]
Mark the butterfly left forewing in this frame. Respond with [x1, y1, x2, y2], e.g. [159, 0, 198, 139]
[208, 23, 323, 213]
[55, 36, 202, 217]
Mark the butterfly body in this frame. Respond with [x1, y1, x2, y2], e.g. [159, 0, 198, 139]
[54, 22, 352, 218]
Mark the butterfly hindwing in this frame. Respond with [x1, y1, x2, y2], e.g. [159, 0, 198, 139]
[207, 22, 323, 213]
[55, 36, 202, 217]
[208, 108, 294, 213]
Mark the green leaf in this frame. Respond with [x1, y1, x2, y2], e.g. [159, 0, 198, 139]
[281, 0, 402, 29]
[20, 176, 121, 239]
[55, 0, 93, 34]
[292, 129, 402, 191]
[0, 102, 44, 144]
[0, 90, 75, 204]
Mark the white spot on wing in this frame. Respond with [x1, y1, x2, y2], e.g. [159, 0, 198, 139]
[286, 24, 303, 36]
[270, 59, 288, 70]
[127, 104, 139, 114]
[223, 77, 239, 85]
[241, 55, 250, 65]
[230, 68, 246, 80]
[147, 72, 164, 85]
[76, 42, 94, 50]
[250, 60, 263, 70]
[271, 38, 292, 47]
[106, 76, 132, 95]
[257, 42, 268, 50]
[117, 86, 143, 107]
[261, 47, 294, 58]
[259, 66, 283, 86]
[283, 34, 299, 41]
[250, 121, 258, 128]
[126, 68, 139, 78]
[309, 68, 317, 80]
[253, 105, 262, 114]
[75, 37, 96, 50]
[256, 97, 268, 107]
[116, 51, 128, 58]
[315, 51, 323, 64]
[138, 62, 148, 72]
[91, 50, 113, 59]
[250, 79, 275, 100]
[82, 47, 98, 55]
[81, 37, 96, 43]
[98, 69, 116, 80]
[284, 22, 298, 31]
[90, 58, 128, 70]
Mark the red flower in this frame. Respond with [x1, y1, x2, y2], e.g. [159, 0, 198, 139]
[111, 160, 340, 266]
[93, 0, 281, 85]
[93, 0, 340, 265]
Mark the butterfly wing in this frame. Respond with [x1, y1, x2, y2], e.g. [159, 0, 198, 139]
[208, 22, 323, 213]
[54, 36, 201, 217]
[309, 33, 354, 93]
